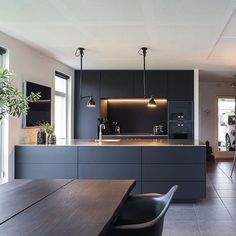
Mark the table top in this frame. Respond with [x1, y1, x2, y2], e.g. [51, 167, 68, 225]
[0, 179, 135, 236]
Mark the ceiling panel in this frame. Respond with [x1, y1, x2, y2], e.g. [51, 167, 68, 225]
[0, 0, 67, 23]
[209, 38, 236, 58]
[50, 0, 144, 23]
[0, 0, 236, 76]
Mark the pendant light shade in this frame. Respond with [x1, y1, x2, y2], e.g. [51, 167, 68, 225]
[147, 96, 157, 107]
[87, 96, 96, 108]
[139, 47, 157, 108]
[75, 47, 96, 108]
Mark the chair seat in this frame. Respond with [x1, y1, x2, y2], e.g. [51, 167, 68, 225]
[107, 186, 178, 236]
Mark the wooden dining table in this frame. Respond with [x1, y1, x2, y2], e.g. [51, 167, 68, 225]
[0, 179, 135, 236]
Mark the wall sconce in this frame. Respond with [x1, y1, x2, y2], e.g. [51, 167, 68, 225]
[138, 47, 157, 108]
[75, 47, 96, 108]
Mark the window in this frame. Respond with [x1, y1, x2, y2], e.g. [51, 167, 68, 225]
[54, 71, 69, 139]
[218, 98, 235, 152]
[0, 46, 7, 183]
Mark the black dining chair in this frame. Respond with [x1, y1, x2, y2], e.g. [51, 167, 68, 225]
[107, 185, 178, 236]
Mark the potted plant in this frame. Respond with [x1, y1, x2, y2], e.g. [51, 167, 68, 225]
[42, 122, 56, 144]
[0, 67, 40, 121]
[37, 123, 47, 144]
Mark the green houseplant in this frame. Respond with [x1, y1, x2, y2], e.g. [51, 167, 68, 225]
[0, 67, 40, 121]
[41, 122, 56, 144]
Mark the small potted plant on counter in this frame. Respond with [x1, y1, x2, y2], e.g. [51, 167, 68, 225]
[37, 124, 47, 144]
[42, 122, 56, 144]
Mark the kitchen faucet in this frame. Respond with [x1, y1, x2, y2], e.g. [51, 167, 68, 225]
[99, 124, 105, 143]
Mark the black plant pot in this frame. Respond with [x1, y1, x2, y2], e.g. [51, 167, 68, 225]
[37, 130, 46, 144]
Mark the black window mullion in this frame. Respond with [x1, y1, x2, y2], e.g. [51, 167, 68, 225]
[55, 71, 70, 80]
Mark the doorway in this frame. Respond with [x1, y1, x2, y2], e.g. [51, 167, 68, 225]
[218, 98, 235, 152]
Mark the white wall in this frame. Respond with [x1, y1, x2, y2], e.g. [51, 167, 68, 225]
[194, 69, 199, 140]
[0, 31, 74, 181]
[199, 77, 234, 158]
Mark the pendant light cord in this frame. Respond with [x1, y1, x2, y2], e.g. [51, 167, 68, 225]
[138, 47, 148, 98]
[75, 47, 85, 97]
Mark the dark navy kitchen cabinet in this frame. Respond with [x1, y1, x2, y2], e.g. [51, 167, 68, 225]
[167, 70, 194, 101]
[133, 70, 167, 98]
[100, 70, 134, 98]
[133, 71, 144, 98]
[15, 146, 77, 179]
[146, 71, 167, 98]
[74, 70, 100, 139]
[74, 69, 194, 139]
[78, 146, 142, 194]
[15, 144, 206, 199]
[142, 146, 206, 199]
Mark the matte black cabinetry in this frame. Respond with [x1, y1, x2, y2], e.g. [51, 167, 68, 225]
[74, 70, 100, 139]
[15, 146, 77, 179]
[78, 146, 142, 194]
[15, 144, 206, 200]
[142, 146, 206, 199]
[100, 70, 134, 98]
[146, 71, 167, 98]
[168, 101, 194, 139]
[74, 69, 194, 139]
[167, 70, 194, 101]
[133, 71, 167, 98]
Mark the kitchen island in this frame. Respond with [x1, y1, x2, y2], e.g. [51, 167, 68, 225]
[15, 139, 206, 200]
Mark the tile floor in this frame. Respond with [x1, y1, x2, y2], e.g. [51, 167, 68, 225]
[163, 160, 236, 236]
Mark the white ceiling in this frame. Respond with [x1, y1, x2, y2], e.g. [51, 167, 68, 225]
[1, 0, 236, 79]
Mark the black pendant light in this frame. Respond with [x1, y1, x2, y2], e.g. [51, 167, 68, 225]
[138, 47, 157, 107]
[147, 96, 157, 107]
[75, 47, 96, 108]
[87, 96, 96, 108]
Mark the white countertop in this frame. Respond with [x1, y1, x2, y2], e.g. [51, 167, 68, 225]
[17, 139, 206, 147]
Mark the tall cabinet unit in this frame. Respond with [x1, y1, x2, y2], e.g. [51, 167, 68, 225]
[100, 70, 135, 98]
[167, 70, 194, 101]
[168, 101, 194, 139]
[74, 70, 101, 139]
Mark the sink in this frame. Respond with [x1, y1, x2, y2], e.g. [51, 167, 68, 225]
[94, 139, 121, 143]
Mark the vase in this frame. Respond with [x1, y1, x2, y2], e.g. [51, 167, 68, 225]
[37, 130, 46, 144]
[47, 134, 56, 144]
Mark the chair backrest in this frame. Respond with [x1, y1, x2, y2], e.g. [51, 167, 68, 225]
[115, 185, 178, 226]
[153, 185, 178, 222]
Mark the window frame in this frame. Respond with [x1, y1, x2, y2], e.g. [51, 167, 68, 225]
[54, 71, 69, 139]
[0, 46, 7, 183]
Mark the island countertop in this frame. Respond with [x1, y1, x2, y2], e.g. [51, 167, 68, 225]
[17, 139, 205, 146]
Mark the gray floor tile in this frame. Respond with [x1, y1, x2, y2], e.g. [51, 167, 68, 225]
[194, 207, 232, 221]
[166, 208, 197, 221]
[197, 220, 236, 236]
[169, 202, 194, 209]
[225, 207, 236, 219]
[164, 221, 201, 236]
[216, 189, 236, 198]
[213, 182, 236, 190]
[221, 197, 236, 208]
[194, 197, 224, 208]
[211, 178, 233, 184]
